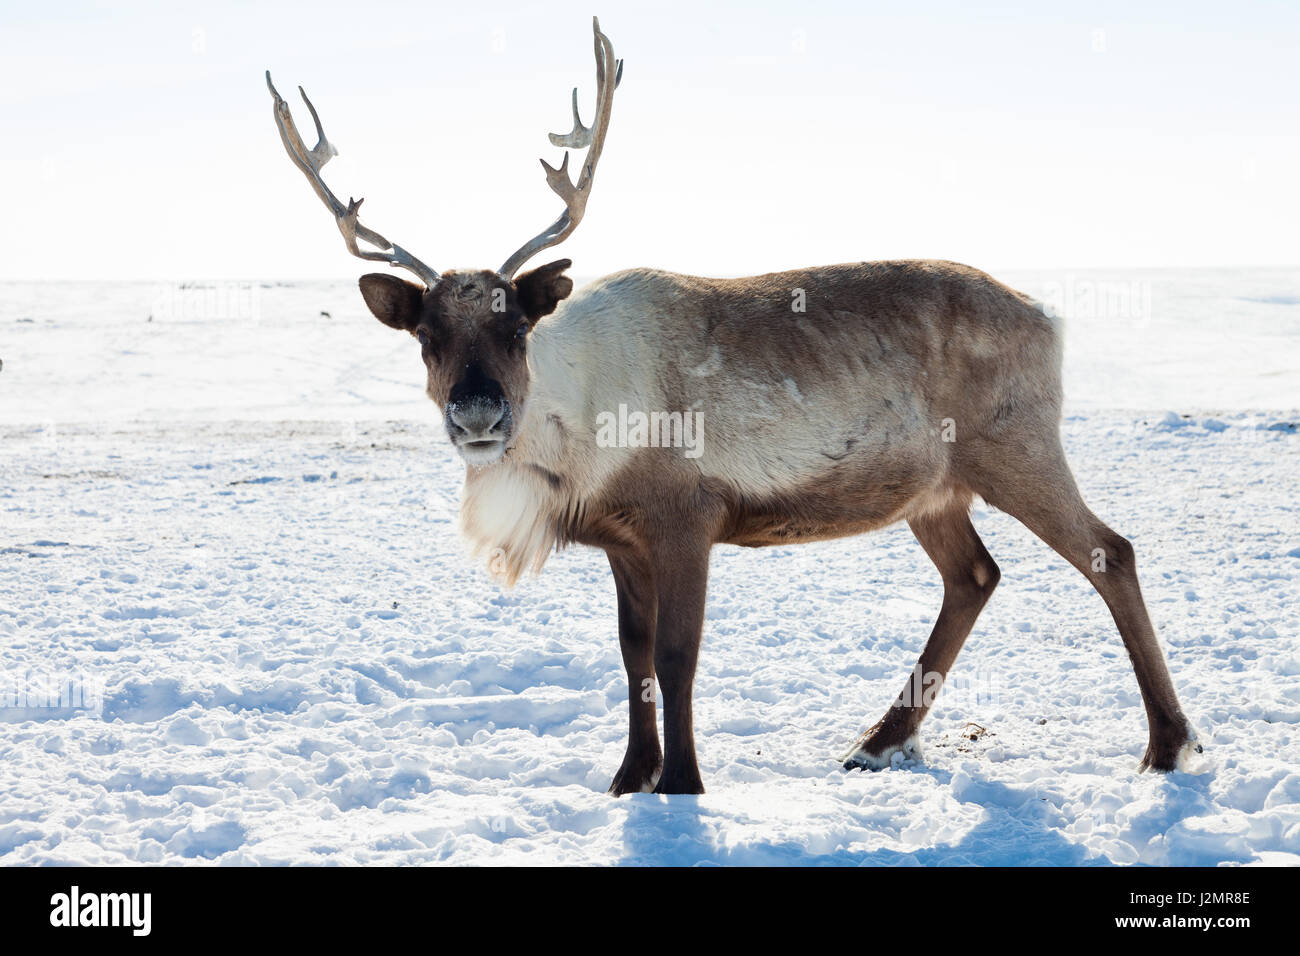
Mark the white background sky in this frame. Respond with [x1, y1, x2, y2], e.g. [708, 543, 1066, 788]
[3, 0, 1297, 280]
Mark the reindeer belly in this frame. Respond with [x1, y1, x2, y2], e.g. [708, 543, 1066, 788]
[718, 456, 937, 547]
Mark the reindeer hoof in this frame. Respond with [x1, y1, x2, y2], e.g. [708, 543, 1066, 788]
[841, 732, 923, 771]
[607, 757, 662, 796]
[1138, 731, 1205, 774]
[650, 763, 705, 794]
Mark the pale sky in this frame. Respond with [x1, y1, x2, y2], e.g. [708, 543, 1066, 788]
[3, 0, 1297, 280]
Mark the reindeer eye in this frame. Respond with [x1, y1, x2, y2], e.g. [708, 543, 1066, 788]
[417, 329, 431, 348]
[515, 321, 529, 340]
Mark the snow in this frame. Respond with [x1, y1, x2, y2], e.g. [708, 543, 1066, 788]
[0, 268, 1297, 865]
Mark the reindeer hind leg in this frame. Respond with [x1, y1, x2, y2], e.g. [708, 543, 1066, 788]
[843, 498, 1000, 770]
[963, 435, 1200, 772]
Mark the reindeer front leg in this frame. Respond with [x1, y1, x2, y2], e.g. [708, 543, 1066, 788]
[649, 537, 711, 795]
[607, 551, 662, 795]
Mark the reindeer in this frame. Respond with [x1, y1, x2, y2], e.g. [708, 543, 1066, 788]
[267, 18, 1201, 795]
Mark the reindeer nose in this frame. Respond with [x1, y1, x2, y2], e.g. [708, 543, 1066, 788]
[448, 400, 506, 438]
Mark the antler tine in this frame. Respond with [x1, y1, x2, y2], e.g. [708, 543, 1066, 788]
[266, 71, 440, 289]
[296, 84, 339, 170]
[548, 89, 590, 150]
[498, 17, 621, 279]
[548, 57, 623, 150]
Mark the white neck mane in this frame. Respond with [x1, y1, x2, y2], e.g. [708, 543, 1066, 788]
[458, 417, 573, 586]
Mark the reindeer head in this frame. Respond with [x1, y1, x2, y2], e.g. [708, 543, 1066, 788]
[354, 264, 572, 464]
[267, 18, 621, 466]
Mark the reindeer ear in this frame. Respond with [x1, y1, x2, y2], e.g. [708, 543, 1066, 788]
[359, 274, 425, 332]
[514, 259, 574, 323]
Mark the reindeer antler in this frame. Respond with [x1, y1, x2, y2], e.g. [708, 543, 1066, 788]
[266, 72, 440, 289]
[497, 16, 622, 280]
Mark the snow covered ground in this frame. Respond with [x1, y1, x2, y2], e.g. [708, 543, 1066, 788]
[0, 268, 1297, 865]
